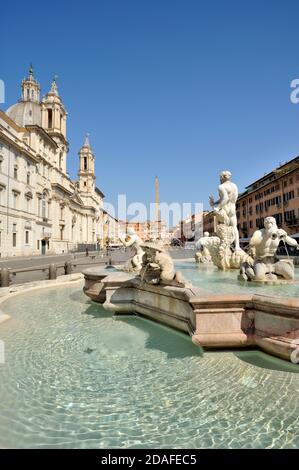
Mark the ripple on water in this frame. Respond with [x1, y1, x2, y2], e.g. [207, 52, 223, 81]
[176, 261, 299, 297]
[0, 283, 298, 448]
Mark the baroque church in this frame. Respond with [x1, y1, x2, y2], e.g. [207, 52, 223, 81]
[0, 66, 107, 256]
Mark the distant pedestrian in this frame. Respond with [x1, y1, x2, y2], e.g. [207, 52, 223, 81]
[86, 247, 89, 257]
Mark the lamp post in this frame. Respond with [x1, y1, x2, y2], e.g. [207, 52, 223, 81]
[104, 216, 109, 256]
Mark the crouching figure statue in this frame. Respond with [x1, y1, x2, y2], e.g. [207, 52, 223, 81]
[140, 242, 191, 288]
[119, 228, 144, 273]
[195, 232, 213, 264]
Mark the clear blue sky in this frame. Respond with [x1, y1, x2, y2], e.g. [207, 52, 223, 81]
[1, 0, 299, 214]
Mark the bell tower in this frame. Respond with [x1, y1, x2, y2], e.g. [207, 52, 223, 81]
[41, 76, 68, 173]
[78, 134, 95, 193]
[21, 64, 40, 103]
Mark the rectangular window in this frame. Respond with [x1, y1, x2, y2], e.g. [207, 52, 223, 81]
[13, 193, 18, 209]
[37, 240, 40, 250]
[48, 109, 53, 128]
[12, 232, 17, 247]
[42, 199, 47, 218]
[25, 231, 29, 244]
[26, 198, 31, 212]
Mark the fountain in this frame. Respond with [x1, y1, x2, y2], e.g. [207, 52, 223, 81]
[82, 171, 299, 365]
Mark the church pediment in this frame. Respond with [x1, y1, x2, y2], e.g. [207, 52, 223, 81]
[70, 191, 84, 205]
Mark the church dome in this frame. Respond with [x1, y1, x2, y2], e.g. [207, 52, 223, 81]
[6, 101, 41, 127]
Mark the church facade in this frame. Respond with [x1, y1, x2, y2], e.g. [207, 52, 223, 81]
[0, 67, 108, 257]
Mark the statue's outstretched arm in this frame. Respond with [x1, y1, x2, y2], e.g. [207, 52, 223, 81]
[285, 235, 299, 248]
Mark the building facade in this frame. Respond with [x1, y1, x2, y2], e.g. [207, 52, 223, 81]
[0, 67, 106, 257]
[172, 212, 204, 242]
[117, 220, 169, 242]
[202, 210, 216, 236]
[236, 156, 299, 240]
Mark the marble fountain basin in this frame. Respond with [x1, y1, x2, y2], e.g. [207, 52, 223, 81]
[83, 264, 299, 364]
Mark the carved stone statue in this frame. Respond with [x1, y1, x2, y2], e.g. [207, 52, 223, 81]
[195, 232, 212, 264]
[240, 216, 299, 282]
[208, 170, 251, 270]
[140, 242, 191, 287]
[196, 234, 252, 270]
[119, 227, 144, 273]
[209, 170, 240, 249]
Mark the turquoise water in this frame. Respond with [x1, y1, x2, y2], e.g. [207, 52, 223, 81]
[0, 283, 298, 449]
[176, 261, 299, 297]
